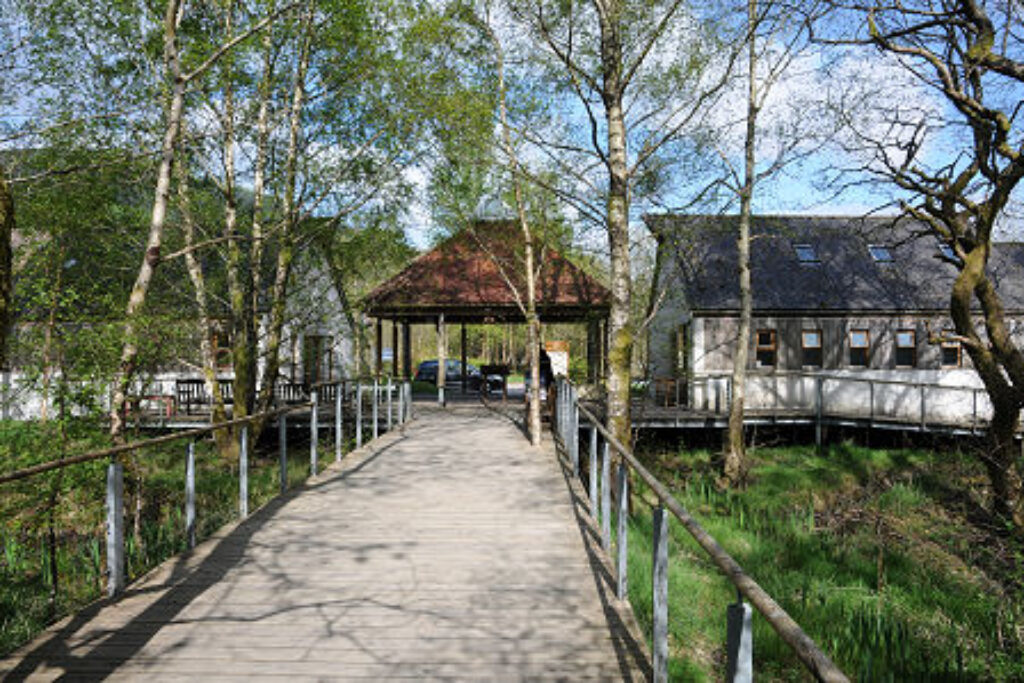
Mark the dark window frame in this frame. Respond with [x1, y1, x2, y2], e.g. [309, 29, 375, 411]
[941, 331, 962, 368]
[895, 329, 917, 368]
[801, 329, 823, 367]
[755, 329, 777, 368]
[849, 329, 870, 367]
[793, 243, 819, 264]
[868, 244, 894, 263]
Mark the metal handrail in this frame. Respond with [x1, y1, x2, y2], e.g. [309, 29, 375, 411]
[0, 401, 311, 486]
[557, 378, 849, 683]
[1, 376, 415, 605]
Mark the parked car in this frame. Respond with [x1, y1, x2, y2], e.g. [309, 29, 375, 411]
[414, 360, 502, 391]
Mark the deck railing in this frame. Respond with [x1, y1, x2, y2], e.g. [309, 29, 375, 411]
[0, 377, 412, 604]
[644, 371, 1007, 436]
[553, 377, 849, 683]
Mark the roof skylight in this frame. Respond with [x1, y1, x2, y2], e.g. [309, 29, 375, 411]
[793, 244, 818, 263]
[868, 244, 894, 263]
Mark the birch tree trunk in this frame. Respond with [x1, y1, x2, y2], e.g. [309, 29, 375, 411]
[178, 145, 233, 457]
[256, 1, 313, 418]
[220, 0, 256, 427]
[724, 0, 759, 484]
[249, 0, 274, 401]
[0, 163, 12, 369]
[595, 0, 633, 450]
[109, 0, 187, 440]
[486, 11, 543, 446]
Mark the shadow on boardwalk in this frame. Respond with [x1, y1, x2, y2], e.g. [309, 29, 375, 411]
[3, 407, 649, 680]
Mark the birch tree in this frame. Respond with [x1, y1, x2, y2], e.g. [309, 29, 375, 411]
[514, 0, 739, 448]
[109, 0, 293, 439]
[721, 0, 821, 484]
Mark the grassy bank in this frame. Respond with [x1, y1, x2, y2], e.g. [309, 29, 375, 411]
[0, 419, 324, 657]
[623, 442, 1024, 681]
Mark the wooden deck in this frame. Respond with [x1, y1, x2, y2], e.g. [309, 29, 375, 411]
[2, 404, 648, 681]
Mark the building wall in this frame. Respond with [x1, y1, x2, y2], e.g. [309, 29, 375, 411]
[647, 310, 1024, 427]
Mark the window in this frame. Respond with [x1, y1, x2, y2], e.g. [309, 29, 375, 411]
[302, 335, 333, 386]
[868, 244, 893, 263]
[895, 329, 916, 367]
[756, 329, 777, 367]
[849, 329, 870, 367]
[794, 244, 818, 264]
[802, 329, 823, 367]
[941, 331, 962, 367]
[938, 243, 957, 261]
[674, 324, 690, 377]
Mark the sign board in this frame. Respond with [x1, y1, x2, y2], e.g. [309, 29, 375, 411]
[545, 341, 569, 378]
[381, 348, 393, 362]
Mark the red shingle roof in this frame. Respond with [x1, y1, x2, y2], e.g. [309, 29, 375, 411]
[364, 221, 609, 322]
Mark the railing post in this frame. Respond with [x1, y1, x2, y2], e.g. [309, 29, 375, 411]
[589, 425, 598, 519]
[815, 376, 823, 450]
[556, 379, 563, 442]
[653, 506, 669, 683]
[335, 383, 343, 463]
[601, 441, 611, 551]
[919, 383, 926, 430]
[616, 462, 628, 600]
[727, 592, 754, 683]
[279, 414, 287, 494]
[356, 382, 363, 449]
[372, 378, 379, 440]
[397, 378, 405, 425]
[387, 376, 393, 431]
[869, 380, 875, 425]
[571, 387, 580, 478]
[973, 390, 979, 433]
[106, 460, 125, 597]
[239, 425, 249, 518]
[310, 390, 319, 476]
[404, 382, 412, 422]
[185, 442, 196, 549]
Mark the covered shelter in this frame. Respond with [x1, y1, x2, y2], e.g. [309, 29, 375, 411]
[363, 219, 611, 394]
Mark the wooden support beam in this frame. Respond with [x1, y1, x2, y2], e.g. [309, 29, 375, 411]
[375, 319, 383, 379]
[461, 323, 468, 394]
[391, 321, 399, 377]
[437, 314, 446, 406]
[402, 322, 412, 380]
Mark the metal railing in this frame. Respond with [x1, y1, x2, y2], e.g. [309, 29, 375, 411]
[645, 371, 1007, 436]
[553, 377, 849, 683]
[0, 376, 413, 601]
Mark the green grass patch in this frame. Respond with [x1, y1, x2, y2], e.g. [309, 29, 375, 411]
[623, 442, 1024, 681]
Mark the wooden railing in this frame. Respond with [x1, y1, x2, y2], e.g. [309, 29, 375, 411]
[554, 377, 849, 683]
[0, 377, 413, 601]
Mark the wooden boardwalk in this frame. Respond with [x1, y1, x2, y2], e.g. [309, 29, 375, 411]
[2, 404, 648, 681]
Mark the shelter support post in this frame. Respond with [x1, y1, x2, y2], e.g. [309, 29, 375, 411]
[587, 318, 601, 385]
[375, 319, 383, 379]
[391, 320, 399, 377]
[437, 313, 446, 406]
[402, 321, 412, 380]
[461, 323, 467, 394]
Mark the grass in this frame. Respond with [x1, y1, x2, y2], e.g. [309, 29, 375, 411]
[0, 420, 337, 657]
[621, 441, 1024, 681]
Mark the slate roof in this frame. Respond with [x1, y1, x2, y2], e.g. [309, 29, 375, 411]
[363, 220, 610, 322]
[646, 214, 1024, 314]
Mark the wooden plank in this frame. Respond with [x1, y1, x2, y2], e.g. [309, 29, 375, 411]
[3, 404, 647, 681]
